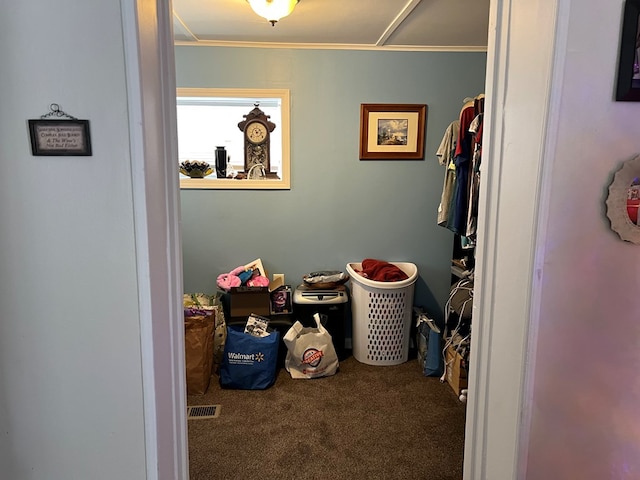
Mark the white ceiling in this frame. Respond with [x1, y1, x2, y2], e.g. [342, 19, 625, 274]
[173, 0, 490, 51]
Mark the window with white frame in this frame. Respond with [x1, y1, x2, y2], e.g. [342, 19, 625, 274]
[176, 88, 290, 190]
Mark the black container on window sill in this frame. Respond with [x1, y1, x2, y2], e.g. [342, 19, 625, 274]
[215, 146, 227, 178]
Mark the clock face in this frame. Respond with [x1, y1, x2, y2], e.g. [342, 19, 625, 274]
[246, 121, 268, 144]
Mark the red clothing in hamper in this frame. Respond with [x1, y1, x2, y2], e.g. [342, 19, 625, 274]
[357, 259, 409, 282]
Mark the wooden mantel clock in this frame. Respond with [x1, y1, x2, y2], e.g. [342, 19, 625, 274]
[237, 103, 276, 175]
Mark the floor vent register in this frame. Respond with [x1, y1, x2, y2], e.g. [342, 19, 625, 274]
[187, 405, 221, 420]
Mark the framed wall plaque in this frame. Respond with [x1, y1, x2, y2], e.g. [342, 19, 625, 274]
[28, 119, 92, 156]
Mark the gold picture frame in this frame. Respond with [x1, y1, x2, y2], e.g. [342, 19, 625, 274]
[359, 103, 427, 160]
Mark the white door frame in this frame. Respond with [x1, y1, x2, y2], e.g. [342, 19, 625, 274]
[121, 0, 568, 478]
[464, 0, 565, 478]
[121, 0, 188, 478]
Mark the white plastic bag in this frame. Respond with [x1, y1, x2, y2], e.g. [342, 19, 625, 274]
[284, 313, 339, 379]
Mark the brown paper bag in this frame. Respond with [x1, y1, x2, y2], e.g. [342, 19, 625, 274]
[184, 313, 216, 395]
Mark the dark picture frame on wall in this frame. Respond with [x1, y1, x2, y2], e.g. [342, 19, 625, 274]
[359, 103, 427, 160]
[616, 0, 640, 101]
[28, 119, 92, 156]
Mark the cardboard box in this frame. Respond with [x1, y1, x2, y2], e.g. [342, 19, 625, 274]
[229, 286, 271, 318]
[445, 345, 468, 396]
[226, 260, 289, 318]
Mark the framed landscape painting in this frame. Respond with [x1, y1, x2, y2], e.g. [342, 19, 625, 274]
[359, 104, 427, 160]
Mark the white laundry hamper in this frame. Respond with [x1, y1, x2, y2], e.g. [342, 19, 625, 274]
[346, 262, 418, 366]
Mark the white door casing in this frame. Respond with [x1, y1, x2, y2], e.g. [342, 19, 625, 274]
[121, 0, 189, 478]
[121, 0, 569, 478]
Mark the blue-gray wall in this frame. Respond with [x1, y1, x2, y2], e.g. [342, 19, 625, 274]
[176, 46, 486, 320]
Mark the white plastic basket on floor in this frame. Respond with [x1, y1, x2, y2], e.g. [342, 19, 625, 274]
[346, 262, 418, 366]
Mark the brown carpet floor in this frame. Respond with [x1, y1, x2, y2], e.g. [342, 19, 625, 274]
[187, 356, 466, 480]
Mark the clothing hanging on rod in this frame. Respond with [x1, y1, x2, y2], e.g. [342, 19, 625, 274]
[435, 119, 460, 227]
[436, 94, 485, 240]
[466, 101, 484, 238]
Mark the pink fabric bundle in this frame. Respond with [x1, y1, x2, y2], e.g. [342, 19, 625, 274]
[357, 258, 409, 282]
[217, 265, 269, 291]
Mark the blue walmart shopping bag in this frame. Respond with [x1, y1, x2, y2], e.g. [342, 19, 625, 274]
[219, 325, 280, 389]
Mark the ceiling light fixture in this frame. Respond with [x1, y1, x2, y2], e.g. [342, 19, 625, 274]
[247, 0, 300, 26]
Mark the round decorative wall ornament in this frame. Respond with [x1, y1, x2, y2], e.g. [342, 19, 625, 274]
[606, 154, 640, 245]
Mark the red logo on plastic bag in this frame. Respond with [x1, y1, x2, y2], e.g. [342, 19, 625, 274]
[301, 348, 324, 367]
